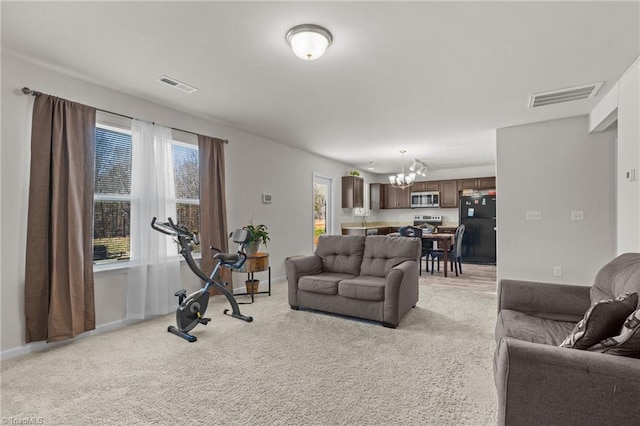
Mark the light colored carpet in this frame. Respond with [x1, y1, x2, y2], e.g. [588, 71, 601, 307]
[1, 279, 498, 425]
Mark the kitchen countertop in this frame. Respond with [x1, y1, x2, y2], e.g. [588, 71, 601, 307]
[342, 223, 460, 231]
[341, 222, 410, 230]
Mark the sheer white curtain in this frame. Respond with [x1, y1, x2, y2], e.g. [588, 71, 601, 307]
[127, 120, 181, 319]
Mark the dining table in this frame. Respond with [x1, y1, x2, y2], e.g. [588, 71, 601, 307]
[421, 233, 455, 277]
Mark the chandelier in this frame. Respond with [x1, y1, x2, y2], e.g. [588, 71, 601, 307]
[388, 150, 416, 189]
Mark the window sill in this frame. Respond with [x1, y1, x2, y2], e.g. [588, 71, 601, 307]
[93, 254, 201, 273]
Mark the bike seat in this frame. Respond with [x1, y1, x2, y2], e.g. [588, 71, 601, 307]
[175, 289, 187, 297]
[214, 253, 240, 264]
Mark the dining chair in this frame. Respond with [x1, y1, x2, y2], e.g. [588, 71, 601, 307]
[430, 224, 465, 277]
[399, 226, 432, 275]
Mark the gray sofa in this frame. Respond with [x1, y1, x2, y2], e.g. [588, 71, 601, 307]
[285, 234, 420, 328]
[494, 253, 640, 426]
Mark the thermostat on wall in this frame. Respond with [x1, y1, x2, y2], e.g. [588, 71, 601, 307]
[262, 193, 273, 204]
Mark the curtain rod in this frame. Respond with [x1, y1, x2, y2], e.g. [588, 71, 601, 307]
[20, 87, 229, 144]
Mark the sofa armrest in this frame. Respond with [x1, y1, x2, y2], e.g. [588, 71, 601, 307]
[383, 260, 419, 326]
[285, 255, 322, 307]
[495, 337, 640, 426]
[498, 279, 591, 321]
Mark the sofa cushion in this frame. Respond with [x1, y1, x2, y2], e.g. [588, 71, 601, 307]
[338, 276, 386, 301]
[359, 236, 420, 278]
[496, 309, 576, 346]
[298, 272, 356, 295]
[315, 235, 365, 276]
[587, 308, 640, 358]
[559, 292, 638, 350]
[591, 253, 640, 302]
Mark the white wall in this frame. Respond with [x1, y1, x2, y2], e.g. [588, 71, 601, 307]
[615, 59, 640, 253]
[0, 51, 374, 357]
[496, 116, 617, 285]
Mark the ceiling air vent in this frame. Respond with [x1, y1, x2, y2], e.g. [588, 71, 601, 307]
[158, 75, 197, 93]
[528, 82, 602, 108]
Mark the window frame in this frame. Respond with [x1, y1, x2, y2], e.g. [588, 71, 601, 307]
[92, 114, 202, 271]
[170, 138, 201, 256]
[93, 118, 134, 269]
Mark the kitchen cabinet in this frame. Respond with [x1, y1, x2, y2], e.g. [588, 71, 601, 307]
[370, 183, 385, 210]
[342, 227, 390, 236]
[439, 180, 458, 208]
[411, 181, 439, 192]
[342, 176, 364, 208]
[478, 177, 496, 189]
[458, 177, 496, 190]
[383, 184, 410, 209]
[342, 228, 366, 236]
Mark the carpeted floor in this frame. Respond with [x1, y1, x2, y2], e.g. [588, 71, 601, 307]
[1, 278, 498, 425]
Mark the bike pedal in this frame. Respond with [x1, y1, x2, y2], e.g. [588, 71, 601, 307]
[199, 318, 211, 325]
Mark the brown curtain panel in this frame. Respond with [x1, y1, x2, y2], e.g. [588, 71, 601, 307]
[25, 94, 96, 343]
[198, 135, 231, 292]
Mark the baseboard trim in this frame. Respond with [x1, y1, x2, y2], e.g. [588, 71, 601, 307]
[2, 279, 285, 360]
[1, 318, 133, 361]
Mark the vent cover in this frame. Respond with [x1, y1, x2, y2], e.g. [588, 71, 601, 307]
[158, 75, 197, 93]
[529, 82, 602, 108]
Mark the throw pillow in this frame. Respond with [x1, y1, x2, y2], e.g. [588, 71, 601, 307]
[559, 292, 638, 350]
[588, 308, 640, 358]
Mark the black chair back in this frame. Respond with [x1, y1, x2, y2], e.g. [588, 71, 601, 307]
[453, 224, 465, 257]
[400, 226, 422, 238]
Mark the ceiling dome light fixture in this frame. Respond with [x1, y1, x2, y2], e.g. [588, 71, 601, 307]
[285, 24, 333, 60]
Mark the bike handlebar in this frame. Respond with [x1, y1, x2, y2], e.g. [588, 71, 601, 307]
[152, 217, 247, 268]
[151, 217, 199, 244]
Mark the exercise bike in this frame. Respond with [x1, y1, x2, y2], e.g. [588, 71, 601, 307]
[151, 217, 253, 342]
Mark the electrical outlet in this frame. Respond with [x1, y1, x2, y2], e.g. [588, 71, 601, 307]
[525, 211, 542, 221]
[570, 210, 584, 221]
[553, 266, 562, 277]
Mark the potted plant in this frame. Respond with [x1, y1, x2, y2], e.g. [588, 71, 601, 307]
[243, 223, 269, 256]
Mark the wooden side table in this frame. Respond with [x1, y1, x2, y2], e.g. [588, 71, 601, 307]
[233, 252, 271, 303]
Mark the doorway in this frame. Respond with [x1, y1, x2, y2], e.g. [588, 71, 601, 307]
[312, 174, 332, 250]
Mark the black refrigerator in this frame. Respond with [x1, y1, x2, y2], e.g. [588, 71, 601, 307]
[459, 195, 496, 264]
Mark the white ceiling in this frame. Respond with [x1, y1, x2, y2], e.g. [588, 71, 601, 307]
[2, 1, 639, 174]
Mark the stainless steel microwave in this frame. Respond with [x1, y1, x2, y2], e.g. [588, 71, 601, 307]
[411, 191, 439, 208]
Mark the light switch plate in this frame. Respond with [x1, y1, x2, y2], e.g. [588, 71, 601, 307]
[571, 210, 584, 221]
[626, 168, 636, 182]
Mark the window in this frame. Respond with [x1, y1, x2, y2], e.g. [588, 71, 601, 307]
[93, 124, 132, 264]
[93, 115, 200, 265]
[312, 174, 332, 250]
[172, 142, 200, 253]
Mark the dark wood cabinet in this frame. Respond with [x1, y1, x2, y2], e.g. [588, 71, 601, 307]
[383, 184, 410, 209]
[342, 176, 364, 208]
[342, 227, 391, 236]
[478, 177, 496, 189]
[370, 176, 494, 210]
[439, 180, 458, 208]
[370, 183, 385, 210]
[458, 177, 496, 190]
[412, 181, 439, 192]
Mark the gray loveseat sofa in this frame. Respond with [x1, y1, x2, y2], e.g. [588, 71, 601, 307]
[494, 253, 640, 426]
[285, 234, 420, 328]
